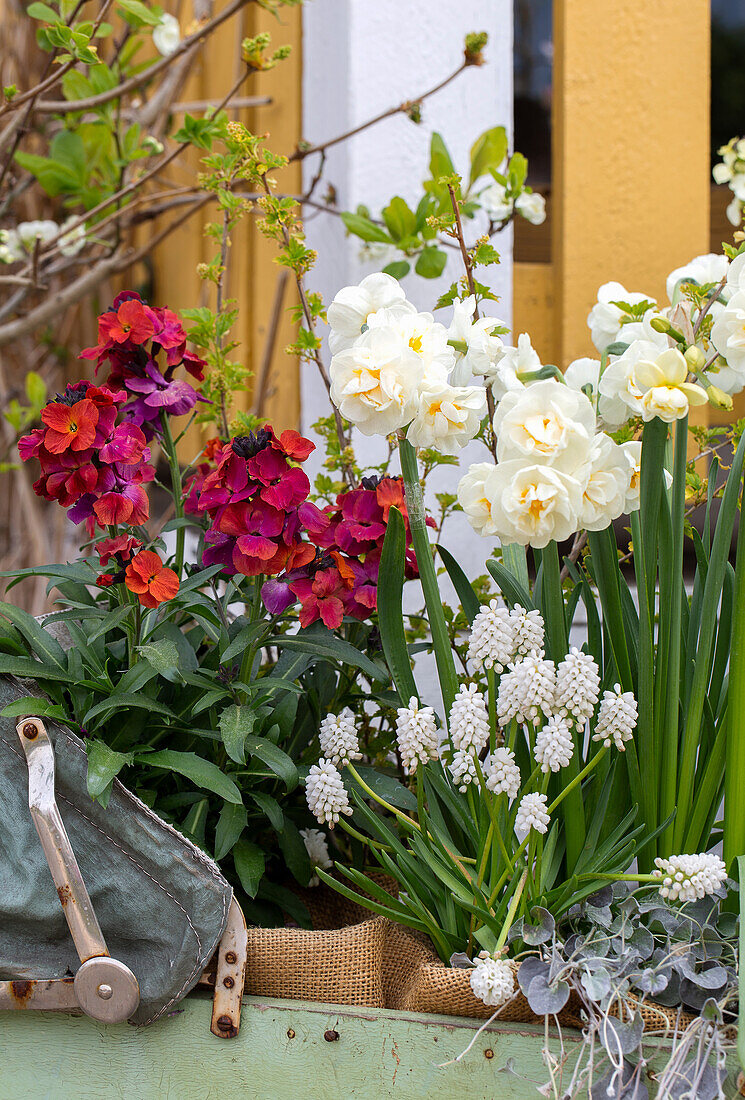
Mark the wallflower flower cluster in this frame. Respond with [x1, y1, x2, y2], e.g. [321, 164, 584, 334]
[19, 381, 155, 531]
[186, 426, 317, 582]
[80, 290, 207, 433]
[263, 474, 424, 629]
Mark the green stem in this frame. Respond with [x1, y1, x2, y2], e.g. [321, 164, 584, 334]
[487, 668, 497, 756]
[630, 508, 657, 858]
[541, 539, 583, 869]
[160, 412, 185, 579]
[475, 757, 512, 874]
[347, 762, 421, 832]
[547, 745, 609, 815]
[398, 437, 459, 717]
[725, 489, 745, 873]
[659, 416, 687, 855]
[486, 835, 530, 909]
[587, 872, 657, 884]
[495, 868, 529, 952]
[475, 819, 495, 890]
[238, 577, 265, 691]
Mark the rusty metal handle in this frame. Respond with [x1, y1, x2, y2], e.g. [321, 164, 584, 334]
[15, 717, 140, 1023]
[16, 718, 109, 962]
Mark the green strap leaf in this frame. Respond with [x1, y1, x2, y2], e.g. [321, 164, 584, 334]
[378, 505, 419, 705]
[398, 440, 458, 716]
[725, 464, 745, 871]
[437, 545, 480, 624]
[0, 656, 72, 681]
[83, 693, 175, 724]
[487, 557, 534, 610]
[0, 601, 66, 668]
[244, 736, 298, 790]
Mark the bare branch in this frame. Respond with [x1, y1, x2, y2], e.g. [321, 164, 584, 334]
[290, 62, 468, 163]
[253, 269, 289, 417]
[0, 249, 127, 347]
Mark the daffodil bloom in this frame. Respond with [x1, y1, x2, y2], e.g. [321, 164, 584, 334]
[406, 380, 486, 454]
[633, 348, 708, 422]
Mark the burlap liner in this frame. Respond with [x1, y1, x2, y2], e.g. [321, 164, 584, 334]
[243, 877, 694, 1032]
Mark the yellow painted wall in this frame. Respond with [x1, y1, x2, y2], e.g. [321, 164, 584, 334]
[150, 2, 302, 438]
[515, 0, 711, 374]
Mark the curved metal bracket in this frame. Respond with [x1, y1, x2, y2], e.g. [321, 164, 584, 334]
[12, 717, 140, 1024]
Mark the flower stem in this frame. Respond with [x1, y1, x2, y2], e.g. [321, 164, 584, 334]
[495, 868, 529, 952]
[159, 411, 185, 579]
[398, 437, 459, 718]
[547, 744, 609, 815]
[487, 668, 496, 755]
[339, 817, 393, 852]
[347, 762, 421, 832]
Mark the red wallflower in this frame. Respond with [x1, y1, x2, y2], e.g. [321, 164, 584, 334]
[125, 550, 179, 608]
[80, 292, 207, 436]
[191, 426, 316, 582]
[19, 385, 154, 533]
[94, 534, 142, 566]
[271, 476, 425, 625]
[290, 566, 350, 629]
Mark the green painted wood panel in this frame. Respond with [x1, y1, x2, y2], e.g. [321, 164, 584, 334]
[0, 994, 736, 1099]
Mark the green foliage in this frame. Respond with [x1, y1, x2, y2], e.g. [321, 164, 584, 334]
[1, 373, 47, 458]
[339, 126, 535, 288]
[0, 559, 386, 924]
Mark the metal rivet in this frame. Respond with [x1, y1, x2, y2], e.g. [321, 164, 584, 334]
[97, 984, 113, 1000]
[286, 1028, 295, 1039]
[225, 951, 237, 965]
[223, 976, 234, 989]
[484, 1048, 494, 1060]
[22, 722, 38, 740]
[324, 1029, 339, 1042]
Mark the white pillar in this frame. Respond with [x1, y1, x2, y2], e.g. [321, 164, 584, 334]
[301, 2, 514, 701]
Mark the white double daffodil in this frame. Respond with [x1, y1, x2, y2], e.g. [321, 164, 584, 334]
[632, 348, 708, 423]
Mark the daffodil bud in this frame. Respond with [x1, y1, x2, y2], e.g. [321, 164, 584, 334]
[650, 317, 671, 333]
[684, 345, 706, 371]
[707, 384, 733, 411]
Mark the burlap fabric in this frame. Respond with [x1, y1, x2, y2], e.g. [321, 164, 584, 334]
[241, 878, 692, 1033]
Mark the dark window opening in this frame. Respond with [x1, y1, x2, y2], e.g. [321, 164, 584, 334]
[513, 0, 552, 262]
[711, 1, 745, 251]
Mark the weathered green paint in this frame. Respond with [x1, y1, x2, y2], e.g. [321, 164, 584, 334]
[0, 994, 735, 1099]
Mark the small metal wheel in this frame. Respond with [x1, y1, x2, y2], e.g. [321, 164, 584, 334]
[73, 957, 140, 1023]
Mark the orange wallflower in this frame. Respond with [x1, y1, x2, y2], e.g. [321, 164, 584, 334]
[125, 550, 179, 609]
[40, 398, 99, 454]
